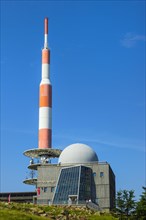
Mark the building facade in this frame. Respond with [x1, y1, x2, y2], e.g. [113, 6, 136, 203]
[24, 143, 115, 210]
[36, 161, 115, 210]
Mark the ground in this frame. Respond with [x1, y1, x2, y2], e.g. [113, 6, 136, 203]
[0, 202, 118, 220]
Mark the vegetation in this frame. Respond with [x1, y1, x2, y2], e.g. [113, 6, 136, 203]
[116, 190, 136, 218]
[115, 187, 146, 220]
[0, 202, 118, 220]
[136, 187, 146, 219]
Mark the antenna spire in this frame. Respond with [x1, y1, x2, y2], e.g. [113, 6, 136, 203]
[44, 17, 48, 48]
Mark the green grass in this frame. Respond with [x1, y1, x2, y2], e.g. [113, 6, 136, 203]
[0, 209, 50, 220]
[88, 215, 118, 220]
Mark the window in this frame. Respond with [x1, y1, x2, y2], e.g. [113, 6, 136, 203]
[51, 187, 55, 193]
[41, 187, 48, 192]
[44, 187, 48, 192]
[93, 172, 96, 177]
[100, 172, 104, 177]
[53, 165, 92, 204]
[53, 166, 80, 204]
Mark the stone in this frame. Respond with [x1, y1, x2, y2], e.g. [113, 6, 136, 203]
[40, 213, 47, 217]
[38, 210, 45, 215]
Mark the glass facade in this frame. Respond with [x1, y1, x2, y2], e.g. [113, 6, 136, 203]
[53, 165, 92, 204]
[79, 166, 92, 203]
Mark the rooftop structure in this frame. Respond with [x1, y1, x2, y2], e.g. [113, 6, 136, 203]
[58, 143, 98, 164]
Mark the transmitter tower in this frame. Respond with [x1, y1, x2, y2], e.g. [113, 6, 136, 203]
[23, 18, 61, 186]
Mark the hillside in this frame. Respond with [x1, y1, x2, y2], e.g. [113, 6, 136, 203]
[0, 202, 118, 220]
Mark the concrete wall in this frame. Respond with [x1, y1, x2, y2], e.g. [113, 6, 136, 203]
[36, 162, 115, 210]
[92, 163, 110, 209]
[37, 164, 60, 204]
[92, 163, 115, 210]
[109, 165, 116, 209]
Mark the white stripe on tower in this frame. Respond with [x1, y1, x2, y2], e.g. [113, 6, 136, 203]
[39, 18, 52, 149]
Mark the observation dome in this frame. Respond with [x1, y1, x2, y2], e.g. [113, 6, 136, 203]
[58, 143, 98, 164]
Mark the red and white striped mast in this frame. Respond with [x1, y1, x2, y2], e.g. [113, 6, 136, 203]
[23, 18, 61, 172]
[39, 18, 52, 150]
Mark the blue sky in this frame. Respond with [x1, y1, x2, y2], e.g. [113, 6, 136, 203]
[1, 1, 145, 200]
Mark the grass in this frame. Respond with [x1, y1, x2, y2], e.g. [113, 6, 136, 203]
[0, 209, 50, 220]
[0, 202, 119, 220]
[88, 215, 118, 220]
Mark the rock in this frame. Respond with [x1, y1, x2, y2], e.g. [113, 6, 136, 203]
[38, 210, 45, 215]
[100, 211, 105, 215]
[49, 215, 56, 220]
[94, 212, 100, 216]
[30, 207, 38, 212]
[40, 213, 47, 217]
[56, 214, 63, 218]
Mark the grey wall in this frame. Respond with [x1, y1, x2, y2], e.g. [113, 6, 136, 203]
[37, 164, 60, 204]
[36, 162, 115, 210]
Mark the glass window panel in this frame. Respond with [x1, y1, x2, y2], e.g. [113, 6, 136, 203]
[53, 165, 92, 204]
[53, 166, 80, 204]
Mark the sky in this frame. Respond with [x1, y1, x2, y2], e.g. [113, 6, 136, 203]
[0, 0, 145, 200]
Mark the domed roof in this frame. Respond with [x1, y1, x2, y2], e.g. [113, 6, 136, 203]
[58, 143, 98, 164]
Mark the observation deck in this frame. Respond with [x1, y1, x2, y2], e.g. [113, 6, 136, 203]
[23, 178, 37, 185]
[23, 148, 62, 158]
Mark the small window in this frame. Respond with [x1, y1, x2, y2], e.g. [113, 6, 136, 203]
[44, 187, 48, 192]
[51, 187, 55, 192]
[93, 172, 96, 177]
[100, 172, 104, 177]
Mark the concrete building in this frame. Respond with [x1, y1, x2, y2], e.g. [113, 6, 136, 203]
[0, 192, 36, 203]
[24, 143, 115, 210]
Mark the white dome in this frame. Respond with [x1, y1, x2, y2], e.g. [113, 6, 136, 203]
[58, 143, 98, 164]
